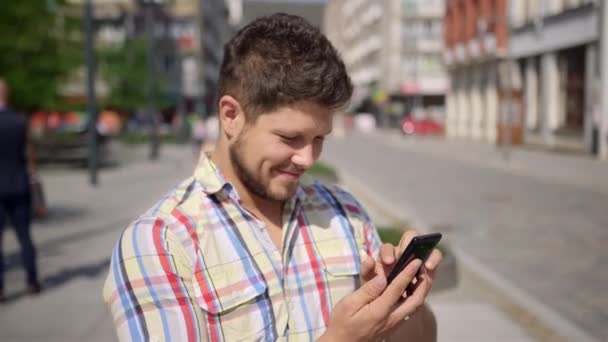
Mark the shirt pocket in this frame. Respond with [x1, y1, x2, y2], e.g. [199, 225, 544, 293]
[316, 234, 362, 307]
[193, 261, 273, 341]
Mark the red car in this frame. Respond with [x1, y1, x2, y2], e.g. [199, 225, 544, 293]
[400, 116, 444, 136]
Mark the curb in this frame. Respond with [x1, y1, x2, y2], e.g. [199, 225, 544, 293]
[334, 166, 597, 342]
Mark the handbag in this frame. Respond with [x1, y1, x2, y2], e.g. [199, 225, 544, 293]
[30, 174, 48, 218]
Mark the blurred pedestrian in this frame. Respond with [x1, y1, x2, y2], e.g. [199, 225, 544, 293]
[202, 113, 219, 153]
[190, 115, 207, 157]
[103, 14, 441, 341]
[0, 78, 41, 302]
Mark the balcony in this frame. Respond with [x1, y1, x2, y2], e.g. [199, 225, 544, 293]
[344, 35, 382, 66]
[510, 2, 599, 59]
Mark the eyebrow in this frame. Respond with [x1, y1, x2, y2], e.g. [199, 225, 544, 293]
[273, 128, 333, 136]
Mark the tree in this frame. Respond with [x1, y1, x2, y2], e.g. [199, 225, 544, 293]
[98, 37, 172, 113]
[0, 1, 82, 111]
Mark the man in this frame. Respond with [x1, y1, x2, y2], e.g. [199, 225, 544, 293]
[103, 13, 442, 341]
[0, 78, 41, 302]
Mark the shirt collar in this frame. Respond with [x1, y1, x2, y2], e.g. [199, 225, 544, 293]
[194, 153, 231, 196]
[193, 153, 306, 205]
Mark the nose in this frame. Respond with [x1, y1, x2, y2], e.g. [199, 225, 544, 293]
[291, 144, 315, 170]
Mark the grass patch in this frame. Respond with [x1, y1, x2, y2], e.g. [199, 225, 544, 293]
[305, 161, 339, 183]
[376, 226, 405, 245]
[376, 225, 447, 253]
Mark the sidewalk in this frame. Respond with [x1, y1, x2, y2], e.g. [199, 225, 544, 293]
[326, 130, 603, 341]
[0, 144, 197, 342]
[338, 172, 543, 342]
[370, 129, 608, 194]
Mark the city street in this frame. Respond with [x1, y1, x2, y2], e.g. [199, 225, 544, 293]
[0, 135, 605, 341]
[0, 142, 538, 342]
[323, 131, 608, 341]
[4, 0, 608, 341]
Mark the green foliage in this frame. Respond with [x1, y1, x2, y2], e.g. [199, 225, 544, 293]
[377, 227, 404, 245]
[0, 1, 83, 111]
[97, 38, 170, 112]
[377, 225, 447, 253]
[305, 162, 339, 183]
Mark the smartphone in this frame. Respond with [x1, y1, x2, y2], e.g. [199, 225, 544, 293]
[386, 233, 442, 286]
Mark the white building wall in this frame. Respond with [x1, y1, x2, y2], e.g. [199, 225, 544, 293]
[510, 0, 528, 27]
[541, 52, 560, 145]
[524, 58, 539, 130]
[470, 69, 484, 140]
[446, 89, 458, 137]
[485, 66, 499, 143]
[456, 73, 470, 137]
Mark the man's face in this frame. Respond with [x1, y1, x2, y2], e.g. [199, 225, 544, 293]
[229, 102, 333, 202]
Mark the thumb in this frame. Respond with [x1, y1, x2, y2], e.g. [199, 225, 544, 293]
[349, 274, 387, 311]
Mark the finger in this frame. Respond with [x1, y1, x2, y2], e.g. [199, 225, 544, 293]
[424, 249, 443, 271]
[397, 230, 418, 256]
[380, 243, 396, 265]
[406, 265, 433, 297]
[347, 274, 387, 313]
[379, 243, 396, 277]
[389, 272, 432, 323]
[374, 259, 387, 278]
[360, 254, 376, 283]
[372, 259, 422, 316]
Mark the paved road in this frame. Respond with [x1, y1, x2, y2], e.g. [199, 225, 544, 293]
[322, 132, 608, 341]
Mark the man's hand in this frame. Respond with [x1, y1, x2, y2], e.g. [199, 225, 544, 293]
[362, 230, 442, 297]
[378, 230, 443, 295]
[319, 230, 443, 342]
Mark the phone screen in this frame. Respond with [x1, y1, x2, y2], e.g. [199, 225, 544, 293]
[386, 233, 442, 285]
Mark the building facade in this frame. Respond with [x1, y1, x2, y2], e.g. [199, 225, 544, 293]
[444, 0, 509, 143]
[444, 0, 603, 155]
[510, 0, 600, 154]
[324, 0, 448, 128]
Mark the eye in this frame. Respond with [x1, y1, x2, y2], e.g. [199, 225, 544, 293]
[277, 134, 296, 142]
[275, 133, 298, 142]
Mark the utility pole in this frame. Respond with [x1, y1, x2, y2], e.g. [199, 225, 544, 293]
[85, 0, 99, 185]
[500, 2, 512, 161]
[600, 0, 608, 159]
[502, 63, 513, 161]
[197, 0, 207, 121]
[145, 4, 160, 160]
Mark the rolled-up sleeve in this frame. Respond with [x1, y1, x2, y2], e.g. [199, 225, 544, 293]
[103, 217, 205, 342]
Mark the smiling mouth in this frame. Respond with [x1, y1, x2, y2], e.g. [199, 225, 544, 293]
[277, 170, 303, 179]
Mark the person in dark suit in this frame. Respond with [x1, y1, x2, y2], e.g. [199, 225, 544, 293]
[0, 78, 41, 302]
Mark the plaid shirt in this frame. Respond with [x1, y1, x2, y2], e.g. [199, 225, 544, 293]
[103, 155, 382, 341]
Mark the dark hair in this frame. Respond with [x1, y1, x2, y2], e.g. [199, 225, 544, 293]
[217, 13, 353, 120]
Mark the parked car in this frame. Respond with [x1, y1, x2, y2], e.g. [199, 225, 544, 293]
[400, 116, 444, 136]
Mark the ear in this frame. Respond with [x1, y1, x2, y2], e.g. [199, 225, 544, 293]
[218, 95, 245, 139]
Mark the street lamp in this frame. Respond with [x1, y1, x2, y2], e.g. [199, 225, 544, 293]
[84, 0, 99, 185]
[138, 0, 172, 160]
[600, 0, 608, 159]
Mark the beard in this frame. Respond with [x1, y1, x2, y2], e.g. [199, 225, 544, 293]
[229, 136, 295, 202]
